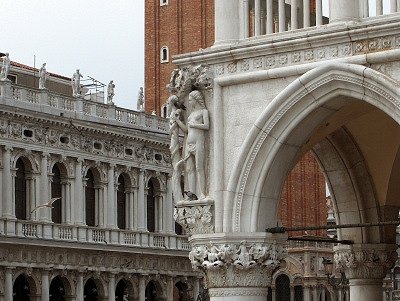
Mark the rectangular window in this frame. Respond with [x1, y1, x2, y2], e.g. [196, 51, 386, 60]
[160, 0, 168, 6]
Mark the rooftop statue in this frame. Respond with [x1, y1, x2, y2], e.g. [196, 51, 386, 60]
[71, 69, 83, 97]
[39, 63, 49, 90]
[107, 80, 115, 104]
[137, 87, 144, 112]
[0, 53, 11, 81]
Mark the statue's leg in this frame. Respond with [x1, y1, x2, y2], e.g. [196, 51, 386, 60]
[186, 156, 196, 195]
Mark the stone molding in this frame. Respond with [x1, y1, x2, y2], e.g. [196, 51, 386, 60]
[208, 287, 268, 297]
[174, 199, 214, 235]
[334, 244, 398, 279]
[189, 237, 287, 288]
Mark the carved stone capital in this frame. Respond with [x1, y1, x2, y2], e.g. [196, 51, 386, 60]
[189, 234, 288, 289]
[334, 244, 397, 279]
[174, 199, 214, 235]
[167, 64, 213, 96]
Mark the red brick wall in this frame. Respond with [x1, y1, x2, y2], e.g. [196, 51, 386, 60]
[278, 151, 327, 237]
[144, 0, 214, 114]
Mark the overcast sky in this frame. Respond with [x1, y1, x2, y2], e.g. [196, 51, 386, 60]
[0, 0, 144, 110]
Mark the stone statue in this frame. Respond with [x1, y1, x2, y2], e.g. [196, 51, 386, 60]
[71, 69, 83, 97]
[175, 90, 209, 200]
[137, 87, 144, 111]
[0, 53, 11, 81]
[39, 63, 49, 89]
[107, 80, 115, 104]
[168, 95, 184, 201]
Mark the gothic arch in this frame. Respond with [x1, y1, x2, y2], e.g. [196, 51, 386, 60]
[49, 160, 69, 178]
[226, 63, 400, 244]
[50, 272, 74, 297]
[11, 150, 38, 172]
[83, 275, 106, 299]
[13, 270, 40, 296]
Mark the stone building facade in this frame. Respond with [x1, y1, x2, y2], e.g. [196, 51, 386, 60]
[0, 63, 200, 300]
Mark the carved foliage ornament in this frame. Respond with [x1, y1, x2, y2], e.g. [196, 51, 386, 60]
[167, 64, 212, 96]
[174, 203, 214, 235]
[334, 247, 398, 279]
[189, 241, 287, 288]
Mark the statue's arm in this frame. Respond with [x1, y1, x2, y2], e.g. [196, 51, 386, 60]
[176, 118, 188, 133]
[189, 109, 210, 130]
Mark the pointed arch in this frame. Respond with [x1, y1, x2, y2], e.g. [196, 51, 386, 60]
[227, 63, 400, 244]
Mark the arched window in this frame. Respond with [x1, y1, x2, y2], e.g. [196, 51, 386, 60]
[84, 278, 98, 301]
[85, 169, 96, 227]
[145, 281, 158, 301]
[147, 180, 156, 232]
[13, 274, 30, 301]
[51, 164, 62, 223]
[160, 46, 169, 63]
[160, 0, 168, 6]
[117, 174, 126, 229]
[50, 276, 65, 300]
[276, 274, 290, 301]
[15, 158, 27, 220]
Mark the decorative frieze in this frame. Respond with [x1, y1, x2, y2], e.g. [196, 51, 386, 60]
[334, 244, 398, 279]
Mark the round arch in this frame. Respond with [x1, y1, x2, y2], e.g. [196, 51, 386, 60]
[226, 63, 400, 242]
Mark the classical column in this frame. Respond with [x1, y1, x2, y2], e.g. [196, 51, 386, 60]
[137, 169, 146, 231]
[271, 287, 276, 301]
[74, 158, 84, 225]
[278, 0, 285, 32]
[312, 285, 318, 301]
[107, 164, 116, 228]
[303, 285, 311, 301]
[139, 275, 147, 301]
[41, 269, 50, 301]
[4, 268, 13, 301]
[316, 0, 323, 26]
[334, 244, 398, 301]
[266, 0, 273, 34]
[254, 0, 261, 36]
[133, 186, 138, 230]
[108, 273, 116, 301]
[189, 233, 287, 301]
[303, 0, 310, 28]
[376, 0, 383, 15]
[291, 0, 298, 30]
[242, 0, 250, 38]
[166, 276, 174, 301]
[39, 152, 51, 222]
[127, 187, 135, 230]
[165, 174, 174, 234]
[329, 0, 359, 23]
[2, 146, 12, 218]
[215, 0, 241, 44]
[290, 285, 295, 301]
[390, 0, 397, 13]
[76, 273, 84, 301]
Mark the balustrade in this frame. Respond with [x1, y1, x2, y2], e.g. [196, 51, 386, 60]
[2, 218, 190, 250]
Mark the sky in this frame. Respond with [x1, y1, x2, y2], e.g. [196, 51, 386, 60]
[0, 0, 144, 110]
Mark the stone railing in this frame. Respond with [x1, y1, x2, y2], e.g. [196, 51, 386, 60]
[5, 219, 189, 251]
[288, 239, 333, 249]
[0, 81, 169, 133]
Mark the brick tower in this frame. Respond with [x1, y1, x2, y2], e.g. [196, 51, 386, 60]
[144, 0, 327, 236]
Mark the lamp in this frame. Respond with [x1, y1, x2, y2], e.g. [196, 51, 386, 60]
[322, 257, 349, 288]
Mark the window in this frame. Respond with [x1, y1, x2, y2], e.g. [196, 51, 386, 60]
[117, 175, 127, 229]
[51, 164, 62, 223]
[160, 0, 168, 6]
[15, 158, 27, 220]
[85, 169, 96, 226]
[160, 46, 169, 63]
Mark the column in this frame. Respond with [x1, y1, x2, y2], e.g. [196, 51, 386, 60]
[4, 268, 13, 301]
[266, 0, 273, 34]
[2, 146, 12, 218]
[335, 244, 398, 301]
[74, 158, 84, 225]
[41, 270, 50, 301]
[76, 273, 84, 301]
[254, 0, 261, 36]
[312, 285, 318, 301]
[139, 275, 147, 301]
[316, 0, 323, 26]
[303, 0, 310, 28]
[108, 273, 116, 301]
[303, 285, 311, 301]
[127, 187, 134, 230]
[291, 0, 298, 30]
[165, 174, 174, 234]
[390, 0, 397, 13]
[193, 278, 200, 301]
[39, 152, 51, 222]
[166, 276, 174, 301]
[271, 287, 276, 301]
[133, 186, 138, 230]
[359, 0, 369, 18]
[290, 285, 295, 301]
[107, 164, 116, 228]
[215, 0, 241, 44]
[190, 233, 287, 301]
[329, 0, 359, 23]
[376, 0, 383, 16]
[137, 169, 146, 231]
[242, 0, 250, 38]
[278, 0, 285, 32]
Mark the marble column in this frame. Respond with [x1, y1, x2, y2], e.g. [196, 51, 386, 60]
[303, 285, 311, 301]
[4, 268, 13, 301]
[137, 169, 146, 231]
[39, 152, 51, 222]
[271, 287, 276, 301]
[334, 244, 398, 301]
[76, 273, 84, 301]
[329, 0, 359, 23]
[189, 233, 287, 301]
[290, 285, 295, 301]
[215, 0, 241, 44]
[139, 275, 147, 301]
[74, 158, 84, 225]
[107, 164, 116, 228]
[2, 146, 12, 218]
[108, 273, 116, 301]
[166, 276, 174, 301]
[165, 174, 174, 234]
[41, 270, 50, 301]
[133, 186, 138, 230]
[312, 285, 318, 301]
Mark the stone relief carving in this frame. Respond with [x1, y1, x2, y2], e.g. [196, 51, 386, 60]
[174, 201, 214, 235]
[334, 245, 398, 279]
[189, 241, 287, 288]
